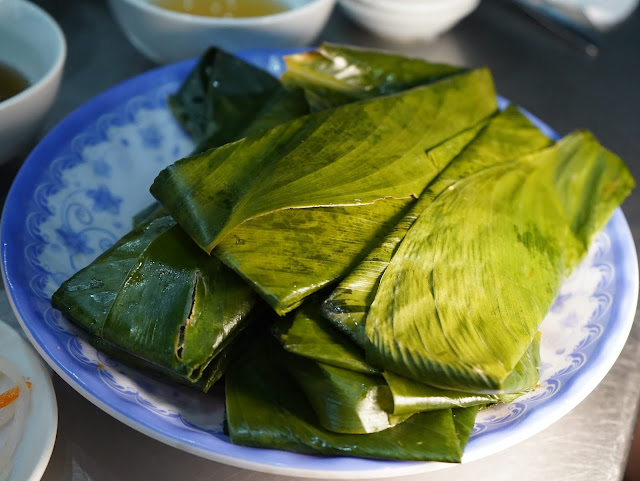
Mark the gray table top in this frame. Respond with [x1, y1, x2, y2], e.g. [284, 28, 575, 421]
[1, 1, 639, 480]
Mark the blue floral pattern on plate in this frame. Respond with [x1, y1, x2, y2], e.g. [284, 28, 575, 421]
[1, 50, 637, 478]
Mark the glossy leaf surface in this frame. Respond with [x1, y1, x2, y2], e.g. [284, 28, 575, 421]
[384, 332, 541, 415]
[153, 68, 496, 252]
[51, 216, 257, 390]
[168, 47, 295, 150]
[275, 301, 540, 415]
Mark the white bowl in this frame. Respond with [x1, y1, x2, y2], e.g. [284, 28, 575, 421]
[0, 0, 66, 165]
[353, 0, 472, 13]
[339, 0, 480, 43]
[107, 0, 337, 64]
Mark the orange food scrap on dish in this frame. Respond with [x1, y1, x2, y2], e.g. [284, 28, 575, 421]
[0, 381, 32, 409]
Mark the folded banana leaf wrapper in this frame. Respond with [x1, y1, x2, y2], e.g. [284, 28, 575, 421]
[151, 67, 498, 314]
[169, 47, 310, 153]
[229, 127, 632, 456]
[274, 301, 539, 434]
[52, 47, 311, 392]
[225, 336, 480, 462]
[51, 216, 257, 391]
[281, 43, 463, 111]
[365, 130, 634, 394]
[268, 103, 550, 431]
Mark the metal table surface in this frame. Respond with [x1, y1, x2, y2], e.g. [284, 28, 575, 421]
[1, 1, 640, 480]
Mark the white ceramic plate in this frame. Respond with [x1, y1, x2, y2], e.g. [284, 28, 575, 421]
[0, 319, 57, 481]
[1, 49, 637, 478]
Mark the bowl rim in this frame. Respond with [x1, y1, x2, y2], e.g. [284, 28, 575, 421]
[339, 0, 478, 14]
[110, 0, 336, 25]
[0, 0, 67, 112]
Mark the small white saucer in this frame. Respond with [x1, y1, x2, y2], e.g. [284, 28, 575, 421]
[0, 319, 57, 481]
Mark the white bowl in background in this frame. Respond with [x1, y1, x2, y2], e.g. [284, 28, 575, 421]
[546, 0, 639, 30]
[339, 0, 480, 43]
[107, 0, 337, 64]
[0, 0, 66, 165]
[352, 0, 474, 14]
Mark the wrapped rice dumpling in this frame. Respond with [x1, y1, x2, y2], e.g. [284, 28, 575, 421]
[281, 42, 462, 111]
[51, 216, 257, 391]
[365, 131, 634, 393]
[225, 337, 480, 461]
[169, 47, 310, 153]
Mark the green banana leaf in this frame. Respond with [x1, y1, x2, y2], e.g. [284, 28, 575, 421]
[213, 122, 490, 314]
[323, 105, 553, 346]
[169, 47, 309, 152]
[282, 43, 462, 111]
[285, 354, 411, 434]
[225, 338, 480, 461]
[214, 200, 412, 314]
[51, 216, 257, 390]
[365, 131, 634, 393]
[276, 299, 539, 415]
[384, 332, 541, 415]
[152, 68, 498, 314]
[274, 301, 378, 374]
[237, 86, 310, 140]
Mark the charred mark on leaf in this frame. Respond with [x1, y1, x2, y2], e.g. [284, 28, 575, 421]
[175, 270, 202, 360]
[175, 324, 186, 360]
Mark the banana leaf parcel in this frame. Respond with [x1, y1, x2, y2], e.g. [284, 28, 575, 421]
[151, 68, 498, 314]
[169, 47, 310, 153]
[46, 42, 637, 464]
[365, 131, 634, 393]
[225, 337, 480, 461]
[51, 216, 257, 391]
[281, 43, 462, 111]
[275, 300, 539, 420]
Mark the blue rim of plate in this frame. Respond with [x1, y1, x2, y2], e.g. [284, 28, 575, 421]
[1, 48, 638, 478]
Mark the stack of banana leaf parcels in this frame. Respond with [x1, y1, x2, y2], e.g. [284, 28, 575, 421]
[52, 44, 634, 462]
